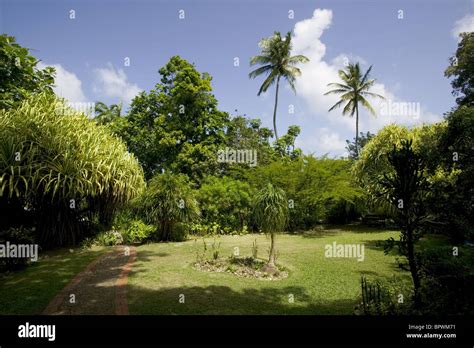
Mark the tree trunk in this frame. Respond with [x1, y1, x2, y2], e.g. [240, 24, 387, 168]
[272, 76, 281, 141]
[355, 104, 359, 157]
[406, 225, 422, 309]
[268, 232, 276, 266]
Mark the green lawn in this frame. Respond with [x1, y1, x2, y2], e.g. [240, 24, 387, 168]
[0, 246, 106, 314]
[0, 226, 412, 315]
[128, 226, 411, 315]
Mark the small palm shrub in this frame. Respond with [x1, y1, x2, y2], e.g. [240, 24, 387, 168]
[252, 183, 288, 268]
[139, 173, 200, 241]
[0, 94, 145, 247]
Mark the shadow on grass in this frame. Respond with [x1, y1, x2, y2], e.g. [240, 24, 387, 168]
[127, 284, 358, 315]
[0, 248, 106, 314]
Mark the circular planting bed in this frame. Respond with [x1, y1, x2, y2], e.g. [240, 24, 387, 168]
[193, 256, 288, 280]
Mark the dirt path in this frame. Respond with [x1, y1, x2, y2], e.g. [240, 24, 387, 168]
[43, 245, 137, 315]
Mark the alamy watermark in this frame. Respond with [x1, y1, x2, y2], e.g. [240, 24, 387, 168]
[0, 242, 39, 262]
[217, 148, 257, 167]
[380, 100, 420, 119]
[55, 102, 96, 118]
[325, 241, 365, 262]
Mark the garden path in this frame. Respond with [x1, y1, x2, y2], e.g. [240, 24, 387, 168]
[43, 246, 136, 315]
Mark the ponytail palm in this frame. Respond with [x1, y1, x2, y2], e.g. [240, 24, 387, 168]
[325, 63, 384, 157]
[249, 31, 309, 140]
[252, 183, 288, 268]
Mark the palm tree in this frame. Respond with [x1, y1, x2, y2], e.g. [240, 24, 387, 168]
[140, 173, 200, 241]
[94, 101, 122, 125]
[249, 31, 309, 140]
[325, 63, 384, 156]
[252, 183, 288, 272]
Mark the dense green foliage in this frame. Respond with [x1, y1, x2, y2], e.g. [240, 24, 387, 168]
[248, 157, 363, 229]
[110, 56, 229, 180]
[445, 32, 474, 106]
[197, 175, 254, 233]
[0, 94, 145, 247]
[0, 35, 55, 109]
[378, 140, 429, 308]
[138, 173, 200, 241]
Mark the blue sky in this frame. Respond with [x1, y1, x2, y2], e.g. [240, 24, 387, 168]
[1, 0, 472, 156]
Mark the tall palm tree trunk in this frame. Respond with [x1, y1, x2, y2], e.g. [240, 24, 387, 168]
[272, 76, 281, 140]
[355, 104, 359, 157]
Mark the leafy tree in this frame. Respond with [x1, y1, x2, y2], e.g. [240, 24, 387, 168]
[94, 101, 122, 125]
[0, 35, 55, 109]
[352, 123, 445, 213]
[252, 183, 288, 269]
[248, 156, 362, 230]
[445, 32, 474, 106]
[274, 125, 302, 159]
[0, 93, 145, 247]
[325, 63, 384, 156]
[223, 115, 274, 172]
[436, 105, 474, 241]
[378, 140, 429, 309]
[139, 173, 200, 241]
[249, 31, 309, 140]
[197, 176, 255, 232]
[113, 56, 229, 180]
[345, 131, 374, 160]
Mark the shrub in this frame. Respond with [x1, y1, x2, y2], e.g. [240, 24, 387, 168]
[247, 156, 362, 229]
[196, 175, 254, 233]
[170, 222, 188, 242]
[94, 230, 123, 246]
[139, 173, 199, 241]
[418, 246, 474, 315]
[359, 276, 411, 315]
[0, 94, 145, 248]
[122, 220, 155, 245]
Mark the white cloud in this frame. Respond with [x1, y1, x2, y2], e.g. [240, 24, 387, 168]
[38, 62, 87, 103]
[291, 8, 442, 144]
[296, 127, 347, 157]
[452, 14, 474, 40]
[93, 63, 142, 104]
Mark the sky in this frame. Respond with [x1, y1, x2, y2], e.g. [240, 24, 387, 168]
[1, 0, 473, 156]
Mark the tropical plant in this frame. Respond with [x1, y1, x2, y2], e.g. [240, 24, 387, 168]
[94, 101, 122, 125]
[325, 63, 384, 156]
[249, 31, 309, 140]
[122, 220, 155, 245]
[0, 35, 55, 109]
[139, 172, 200, 241]
[197, 175, 255, 233]
[247, 156, 363, 230]
[378, 140, 429, 309]
[252, 183, 288, 269]
[0, 93, 145, 247]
